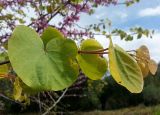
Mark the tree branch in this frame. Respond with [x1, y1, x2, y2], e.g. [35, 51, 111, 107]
[78, 48, 109, 54]
[0, 60, 10, 65]
[42, 88, 68, 115]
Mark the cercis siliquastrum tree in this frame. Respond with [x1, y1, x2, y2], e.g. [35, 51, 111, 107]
[0, 0, 158, 112]
[0, 25, 157, 94]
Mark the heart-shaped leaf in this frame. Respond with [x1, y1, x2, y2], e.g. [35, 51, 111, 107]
[148, 59, 158, 75]
[136, 45, 150, 60]
[137, 62, 149, 78]
[109, 40, 143, 93]
[136, 45, 150, 77]
[76, 39, 108, 80]
[41, 26, 64, 47]
[8, 25, 79, 91]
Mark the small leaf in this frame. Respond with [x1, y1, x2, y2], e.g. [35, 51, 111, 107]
[137, 61, 149, 78]
[77, 39, 108, 80]
[0, 52, 8, 78]
[136, 45, 150, 77]
[47, 6, 53, 13]
[13, 78, 30, 104]
[148, 59, 158, 75]
[0, 65, 8, 75]
[13, 78, 23, 101]
[109, 39, 143, 93]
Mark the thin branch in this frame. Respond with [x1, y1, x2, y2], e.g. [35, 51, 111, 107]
[47, 92, 56, 103]
[78, 48, 108, 53]
[42, 88, 68, 115]
[38, 93, 42, 113]
[0, 60, 10, 65]
[126, 50, 136, 52]
[78, 48, 109, 54]
[30, 97, 49, 110]
[0, 93, 23, 105]
[78, 51, 109, 54]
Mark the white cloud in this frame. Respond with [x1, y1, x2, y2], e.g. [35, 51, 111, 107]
[139, 6, 160, 17]
[95, 12, 106, 19]
[116, 12, 128, 19]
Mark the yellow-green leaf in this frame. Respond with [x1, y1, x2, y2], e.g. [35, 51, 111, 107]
[137, 62, 149, 78]
[76, 39, 108, 80]
[136, 45, 150, 61]
[0, 65, 8, 74]
[13, 78, 23, 101]
[136, 45, 150, 77]
[8, 25, 78, 91]
[148, 59, 158, 75]
[13, 78, 30, 104]
[41, 26, 64, 47]
[109, 40, 143, 93]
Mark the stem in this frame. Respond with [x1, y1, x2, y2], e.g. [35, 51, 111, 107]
[126, 50, 136, 53]
[0, 74, 15, 79]
[78, 48, 108, 54]
[0, 60, 10, 65]
[78, 51, 109, 54]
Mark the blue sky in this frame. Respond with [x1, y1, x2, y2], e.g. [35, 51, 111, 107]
[78, 0, 160, 62]
[2, 0, 159, 62]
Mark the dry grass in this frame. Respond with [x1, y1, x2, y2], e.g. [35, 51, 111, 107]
[74, 105, 160, 115]
[4, 105, 160, 115]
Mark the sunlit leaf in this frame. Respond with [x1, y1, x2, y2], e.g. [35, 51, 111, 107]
[136, 45, 150, 61]
[41, 26, 64, 47]
[137, 61, 149, 78]
[13, 77, 22, 100]
[136, 45, 150, 77]
[0, 65, 8, 77]
[0, 52, 8, 78]
[109, 40, 143, 93]
[148, 59, 158, 75]
[77, 39, 108, 80]
[13, 78, 30, 104]
[8, 25, 78, 91]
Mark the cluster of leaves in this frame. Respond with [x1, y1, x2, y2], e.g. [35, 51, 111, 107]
[136, 45, 157, 77]
[0, 25, 158, 103]
[0, 0, 119, 44]
[125, 0, 140, 6]
[111, 27, 153, 41]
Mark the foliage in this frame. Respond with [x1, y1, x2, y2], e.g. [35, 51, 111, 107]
[77, 39, 107, 80]
[0, 0, 158, 114]
[109, 40, 143, 93]
[3, 25, 156, 94]
[143, 64, 160, 105]
[8, 25, 78, 91]
[62, 78, 107, 111]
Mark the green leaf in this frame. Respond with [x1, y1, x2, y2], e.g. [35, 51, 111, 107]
[0, 65, 8, 74]
[0, 52, 8, 77]
[47, 5, 53, 13]
[77, 39, 108, 80]
[109, 40, 143, 93]
[41, 26, 64, 47]
[71, 0, 83, 4]
[8, 25, 78, 91]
